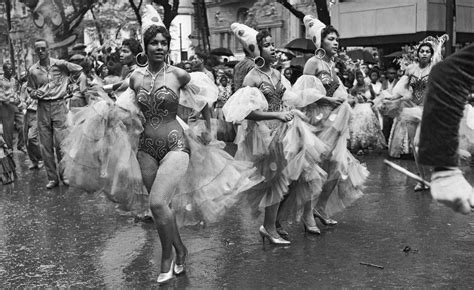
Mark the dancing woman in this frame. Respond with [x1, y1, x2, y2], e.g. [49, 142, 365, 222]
[62, 5, 261, 284]
[291, 15, 369, 225]
[385, 35, 447, 191]
[224, 28, 328, 243]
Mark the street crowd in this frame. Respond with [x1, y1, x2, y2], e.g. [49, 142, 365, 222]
[1, 4, 473, 285]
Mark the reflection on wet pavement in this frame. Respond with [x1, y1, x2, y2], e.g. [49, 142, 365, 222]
[1, 153, 473, 287]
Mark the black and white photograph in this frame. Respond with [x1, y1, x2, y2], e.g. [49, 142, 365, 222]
[0, 0, 473, 287]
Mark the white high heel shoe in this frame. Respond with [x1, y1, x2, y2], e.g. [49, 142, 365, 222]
[157, 260, 175, 284]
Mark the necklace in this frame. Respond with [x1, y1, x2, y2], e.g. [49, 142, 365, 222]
[146, 64, 167, 92]
[255, 67, 276, 89]
[416, 63, 431, 78]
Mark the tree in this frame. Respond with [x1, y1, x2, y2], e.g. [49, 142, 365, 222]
[85, 0, 137, 46]
[128, 0, 179, 29]
[19, 0, 98, 56]
[277, 0, 330, 25]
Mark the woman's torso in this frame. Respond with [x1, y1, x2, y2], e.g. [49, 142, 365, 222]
[134, 67, 189, 161]
[408, 64, 431, 106]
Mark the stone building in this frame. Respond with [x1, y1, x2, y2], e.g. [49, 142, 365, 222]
[205, 0, 319, 59]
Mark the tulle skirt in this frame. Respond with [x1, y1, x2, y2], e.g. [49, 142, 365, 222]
[348, 103, 387, 152]
[303, 102, 369, 215]
[62, 100, 263, 226]
[235, 114, 328, 221]
[388, 105, 422, 158]
[458, 104, 474, 159]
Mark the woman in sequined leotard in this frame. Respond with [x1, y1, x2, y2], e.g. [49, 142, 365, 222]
[129, 25, 212, 282]
[224, 30, 329, 244]
[387, 42, 439, 191]
[293, 16, 368, 227]
[238, 31, 295, 245]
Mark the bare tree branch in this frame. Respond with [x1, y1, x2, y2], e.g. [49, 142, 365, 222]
[129, 0, 143, 26]
[276, 0, 304, 22]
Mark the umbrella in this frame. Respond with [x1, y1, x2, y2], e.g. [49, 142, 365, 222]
[210, 47, 234, 56]
[383, 51, 404, 58]
[284, 38, 316, 54]
[346, 49, 377, 63]
[276, 48, 296, 59]
[290, 55, 311, 68]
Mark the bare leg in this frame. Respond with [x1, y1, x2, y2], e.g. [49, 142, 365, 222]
[263, 203, 280, 237]
[315, 178, 338, 215]
[407, 121, 428, 189]
[139, 151, 189, 273]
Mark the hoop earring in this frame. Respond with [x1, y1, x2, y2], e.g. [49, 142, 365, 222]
[315, 48, 326, 59]
[136, 52, 148, 67]
[254, 56, 265, 68]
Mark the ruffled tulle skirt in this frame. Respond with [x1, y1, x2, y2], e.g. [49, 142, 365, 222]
[458, 104, 474, 160]
[348, 103, 387, 152]
[235, 114, 328, 221]
[303, 102, 369, 215]
[388, 105, 422, 158]
[62, 100, 263, 226]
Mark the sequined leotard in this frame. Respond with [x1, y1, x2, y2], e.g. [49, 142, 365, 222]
[136, 68, 190, 162]
[257, 73, 287, 131]
[409, 75, 429, 106]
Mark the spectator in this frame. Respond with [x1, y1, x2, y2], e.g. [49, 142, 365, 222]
[190, 53, 215, 82]
[119, 38, 142, 80]
[27, 39, 83, 189]
[0, 63, 20, 151]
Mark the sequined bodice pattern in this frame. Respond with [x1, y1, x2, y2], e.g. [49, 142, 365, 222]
[137, 86, 179, 128]
[409, 75, 429, 106]
[316, 71, 340, 98]
[136, 83, 189, 162]
[258, 81, 286, 113]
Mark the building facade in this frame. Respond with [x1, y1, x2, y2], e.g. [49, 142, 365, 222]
[332, 0, 474, 48]
[205, 0, 318, 59]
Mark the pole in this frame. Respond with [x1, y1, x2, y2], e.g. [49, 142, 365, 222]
[179, 23, 182, 63]
[4, 0, 16, 72]
[446, 0, 455, 56]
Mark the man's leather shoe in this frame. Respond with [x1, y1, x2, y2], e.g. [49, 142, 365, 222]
[46, 180, 59, 189]
[62, 179, 70, 186]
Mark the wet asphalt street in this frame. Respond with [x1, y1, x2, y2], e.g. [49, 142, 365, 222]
[1, 148, 473, 288]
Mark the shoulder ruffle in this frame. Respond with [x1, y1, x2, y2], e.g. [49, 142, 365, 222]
[222, 86, 269, 122]
[287, 75, 327, 107]
[179, 72, 218, 111]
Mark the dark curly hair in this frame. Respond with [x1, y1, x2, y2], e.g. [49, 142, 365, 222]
[143, 25, 172, 51]
[369, 68, 380, 79]
[417, 42, 434, 56]
[321, 25, 339, 40]
[256, 29, 272, 55]
[121, 38, 142, 56]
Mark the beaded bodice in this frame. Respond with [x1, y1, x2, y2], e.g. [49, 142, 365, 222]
[316, 70, 340, 98]
[137, 86, 179, 129]
[258, 80, 286, 112]
[409, 75, 429, 106]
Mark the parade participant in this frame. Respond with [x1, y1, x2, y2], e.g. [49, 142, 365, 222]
[231, 23, 260, 91]
[224, 28, 329, 241]
[120, 38, 142, 80]
[27, 39, 83, 189]
[418, 44, 474, 214]
[292, 15, 368, 226]
[0, 63, 19, 151]
[62, 5, 262, 283]
[386, 35, 447, 191]
[348, 71, 386, 154]
[189, 53, 215, 82]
